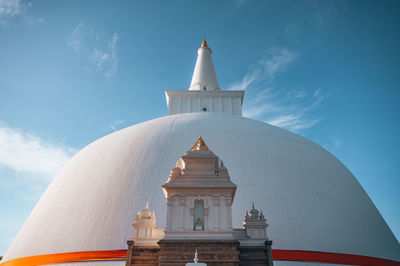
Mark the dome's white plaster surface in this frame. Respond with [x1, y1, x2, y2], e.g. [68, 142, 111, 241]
[3, 113, 400, 264]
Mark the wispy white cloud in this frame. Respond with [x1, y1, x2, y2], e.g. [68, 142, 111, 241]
[0, 123, 77, 180]
[228, 47, 296, 91]
[67, 23, 119, 78]
[286, 89, 307, 99]
[228, 68, 260, 91]
[322, 136, 342, 151]
[254, 87, 326, 132]
[0, 0, 21, 18]
[228, 47, 327, 133]
[264, 47, 297, 81]
[82, 116, 127, 143]
[266, 114, 322, 132]
[0, 123, 76, 256]
[66, 22, 84, 52]
[109, 119, 124, 131]
[0, 0, 45, 26]
[333, 138, 342, 149]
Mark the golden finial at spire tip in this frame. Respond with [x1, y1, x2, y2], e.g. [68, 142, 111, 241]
[189, 136, 210, 152]
[201, 38, 208, 48]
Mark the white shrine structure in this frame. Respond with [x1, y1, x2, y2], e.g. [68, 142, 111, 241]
[162, 136, 236, 240]
[126, 137, 273, 265]
[130, 202, 164, 247]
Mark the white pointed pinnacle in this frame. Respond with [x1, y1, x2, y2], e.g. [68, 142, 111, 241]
[194, 249, 199, 263]
[189, 38, 220, 91]
[145, 201, 149, 209]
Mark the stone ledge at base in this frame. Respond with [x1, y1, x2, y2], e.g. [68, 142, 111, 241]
[126, 239, 273, 266]
[126, 240, 160, 266]
[158, 239, 239, 266]
[158, 239, 240, 266]
[238, 240, 273, 266]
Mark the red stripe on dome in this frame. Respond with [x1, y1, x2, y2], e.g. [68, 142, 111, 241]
[0, 249, 399, 265]
[272, 249, 400, 266]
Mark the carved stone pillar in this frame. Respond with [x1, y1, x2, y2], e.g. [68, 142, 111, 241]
[170, 196, 177, 231]
[213, 195, 220, 231]
[178, 196, 185, 231]
[219, 195, 226, 230]
[225, 196, 233, 230]
[204, 202, 209, 231]
[184, 197, 192, 231]
[166, 197, 172, 231]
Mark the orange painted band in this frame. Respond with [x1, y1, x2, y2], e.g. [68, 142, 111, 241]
[1, 249, 399, 266]
[0, 250, 127, 266]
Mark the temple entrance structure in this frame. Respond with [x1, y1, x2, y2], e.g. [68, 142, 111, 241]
[125, 137, 273, 266]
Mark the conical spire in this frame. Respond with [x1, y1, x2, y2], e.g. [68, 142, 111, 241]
[189, 38, 221, 91]
[141, 202, 151, 218]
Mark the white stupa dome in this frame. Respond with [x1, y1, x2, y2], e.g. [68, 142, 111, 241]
[3, 113, 399, 265]
[3, 39, 399, 265]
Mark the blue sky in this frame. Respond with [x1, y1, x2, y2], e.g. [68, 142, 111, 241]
[0, 0, 399, 255]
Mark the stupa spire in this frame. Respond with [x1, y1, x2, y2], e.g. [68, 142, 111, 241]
[189, 38, 221, 91]
[165, 39, 244, 116]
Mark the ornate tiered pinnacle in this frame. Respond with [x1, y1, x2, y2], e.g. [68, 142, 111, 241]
[162, 136, 237, 239]
[242, 202, 268, 243]
[137, 201, 152, 219]
[189, 136, 210, 152]
[131, 203, 164, 247]
[245, 202, 267, 224]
